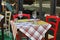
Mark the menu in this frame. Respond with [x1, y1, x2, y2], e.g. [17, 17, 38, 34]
[14, 22, 38, 28]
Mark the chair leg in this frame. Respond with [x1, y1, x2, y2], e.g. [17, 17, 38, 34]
[54, 32, 57, 40]
[16, 33, 21, 40]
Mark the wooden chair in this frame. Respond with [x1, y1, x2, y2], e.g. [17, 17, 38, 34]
[16, 29, 28, 40]
[13, 13, 30, 20]
[13, 13, 30, 40]
[4, 11, 11, 35]
[46, 16, 59, 40]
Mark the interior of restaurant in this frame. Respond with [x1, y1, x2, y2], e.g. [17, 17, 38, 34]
[0, 0, 60, 40]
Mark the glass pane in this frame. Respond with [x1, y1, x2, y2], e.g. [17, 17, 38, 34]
[42, 0, 50, 14]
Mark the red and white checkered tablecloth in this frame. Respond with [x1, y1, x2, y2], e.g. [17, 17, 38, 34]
[0, 14, 4, 21]
[11, 19, 51, 40]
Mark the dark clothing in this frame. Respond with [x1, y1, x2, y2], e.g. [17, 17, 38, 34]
[0, 0, 2, 13]
[0, 5, 2, 13]
[18, 0, 23, 11]
[0, 0, 2, 5]
[23, 0, 34, 5]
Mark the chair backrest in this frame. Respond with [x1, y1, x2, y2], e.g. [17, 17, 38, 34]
[13, 13, 30, 20]
[46, 16, 59, 40]
[5, 11, 11, 34]
[5, 11, 11, 24]
[13, 13, 30, 40]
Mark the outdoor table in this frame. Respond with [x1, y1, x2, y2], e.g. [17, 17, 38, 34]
[10, 19, 51, 40]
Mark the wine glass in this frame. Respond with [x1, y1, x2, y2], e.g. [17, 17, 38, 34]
[18, 11, 23, 19]
[32, 11, 37, 19]
[32, 11, 37, 24]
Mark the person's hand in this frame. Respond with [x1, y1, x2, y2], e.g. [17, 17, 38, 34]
[11, 3, 15, 6]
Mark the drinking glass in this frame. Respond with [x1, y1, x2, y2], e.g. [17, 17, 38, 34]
[32, 11, 37, 24]
[32, 11, 37, 19]
[18, 11, 23, 19]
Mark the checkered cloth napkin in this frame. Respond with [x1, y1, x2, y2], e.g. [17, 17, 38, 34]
[11, 20, 51, 40]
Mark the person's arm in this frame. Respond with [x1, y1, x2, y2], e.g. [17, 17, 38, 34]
[11, 3, 15, 6]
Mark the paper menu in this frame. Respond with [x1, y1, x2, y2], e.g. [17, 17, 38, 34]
[14, 22, 31, 28]
[14, 22, 38, 28]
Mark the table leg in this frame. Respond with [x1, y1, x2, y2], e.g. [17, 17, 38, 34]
[45, 32, 48, 40]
